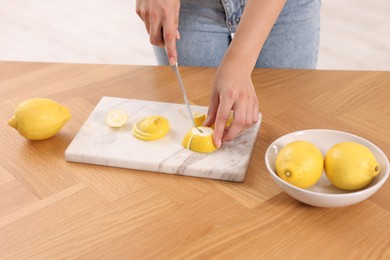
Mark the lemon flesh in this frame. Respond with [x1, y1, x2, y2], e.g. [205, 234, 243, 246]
[8, 98, 71, 140]
[182, 126, 217, 153]
[193, 112, 206, 127]
[324, 142, 380, 190]
[191, 111, 232, 127]
[106, 110, 128, 128]
[275, 141, 323, 189]
[132, 116, 170, 141]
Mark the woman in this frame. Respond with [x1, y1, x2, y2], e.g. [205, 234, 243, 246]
[136, 0, 321, 148]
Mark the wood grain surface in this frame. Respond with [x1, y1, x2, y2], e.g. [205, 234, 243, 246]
[1, 61, 390, 259]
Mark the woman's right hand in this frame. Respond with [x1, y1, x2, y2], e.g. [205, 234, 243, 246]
[136, 0, 180, 64]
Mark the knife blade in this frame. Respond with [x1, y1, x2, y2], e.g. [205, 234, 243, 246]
[170, 62, 201, 132]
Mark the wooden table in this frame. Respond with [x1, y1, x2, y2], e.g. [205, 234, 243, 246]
[1, 61, 389, 259]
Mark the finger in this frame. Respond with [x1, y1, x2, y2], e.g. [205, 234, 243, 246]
[223, 104, 246, 142]
[203, 90, 219, 127]
[163, 27, 177, 65]
[135, 4, 150, 35]
[176, 29, 181, 40]
[163, 7, 179, 64]
[213, 97, 234, 148]
[253, 100, 259, 123]
[245, 103, 253, 128]
[175, 1, 180, 40]
[135, 1, 146, 19]
[144, 17, 151, 35]
[149, 19, 164, 47]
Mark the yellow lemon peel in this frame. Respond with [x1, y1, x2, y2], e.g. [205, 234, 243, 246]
[8, 98, 71, 140]
[275, 141, 323, 189]
[132, 115, 170, 141]
[182, 126, 217, 153]
[324, 142, 380, 190]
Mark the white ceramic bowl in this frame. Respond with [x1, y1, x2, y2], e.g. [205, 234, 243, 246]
[265, 129, 389, 207]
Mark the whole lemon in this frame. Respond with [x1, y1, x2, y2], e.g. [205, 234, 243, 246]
[275, 141, 323, 189]
[8, 98, 71, 140]
[324, 142, 380, 190]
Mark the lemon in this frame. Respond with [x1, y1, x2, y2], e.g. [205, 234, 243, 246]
[8, 98, 71, 140]
[324, 142, 380, 190]
[132, 115, 170, 141]
[275, 141, 323, 188]
[193, 112, 206, 127]
[182, 126, 217, 153]
[106, 110, 128, 127]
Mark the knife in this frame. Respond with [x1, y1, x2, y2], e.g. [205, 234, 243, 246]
[168, 57, 201, 132]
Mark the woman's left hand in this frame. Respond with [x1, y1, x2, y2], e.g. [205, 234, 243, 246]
[203, 62, 259, 148]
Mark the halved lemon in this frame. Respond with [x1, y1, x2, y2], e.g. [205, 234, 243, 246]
[182, 126, 217, 153]
[106, 110, 128, 128]
[132, 115, 170, 141]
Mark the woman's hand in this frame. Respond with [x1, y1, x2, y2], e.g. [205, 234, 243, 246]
[203, 62, 259, 148]
[136, 0, 180, 64]
[203, 0, 285, 147]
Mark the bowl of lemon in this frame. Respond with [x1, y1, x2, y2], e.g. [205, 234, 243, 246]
[265, 129, 389, 207]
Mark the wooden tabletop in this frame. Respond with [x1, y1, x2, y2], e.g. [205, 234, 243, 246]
[1, 61, 389, 259]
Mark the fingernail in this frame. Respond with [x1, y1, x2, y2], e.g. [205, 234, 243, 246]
[216, 138, 222, 148]
[169, 57, 176, 65]
[176, 30, 181, 40]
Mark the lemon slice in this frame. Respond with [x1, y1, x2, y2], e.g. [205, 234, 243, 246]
[132, 115, 170, 141]
[193, 112, 206, 127]
[182, 126, 217, 153]
[106, 110, 128, 128]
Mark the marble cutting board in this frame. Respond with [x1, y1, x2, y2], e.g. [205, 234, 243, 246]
[65, 96, 262, 182]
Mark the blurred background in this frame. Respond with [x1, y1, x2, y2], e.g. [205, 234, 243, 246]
[0, 0, 389, 70]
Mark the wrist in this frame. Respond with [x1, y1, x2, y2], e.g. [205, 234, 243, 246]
[219, 47, 255, 77]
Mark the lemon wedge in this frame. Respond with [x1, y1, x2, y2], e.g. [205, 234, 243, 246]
[106, 110, 128, 128]
[132, 115, 170, 141]
[182, 126, 217, 153]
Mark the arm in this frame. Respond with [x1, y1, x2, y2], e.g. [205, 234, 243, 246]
[204, 0, 286, 147]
